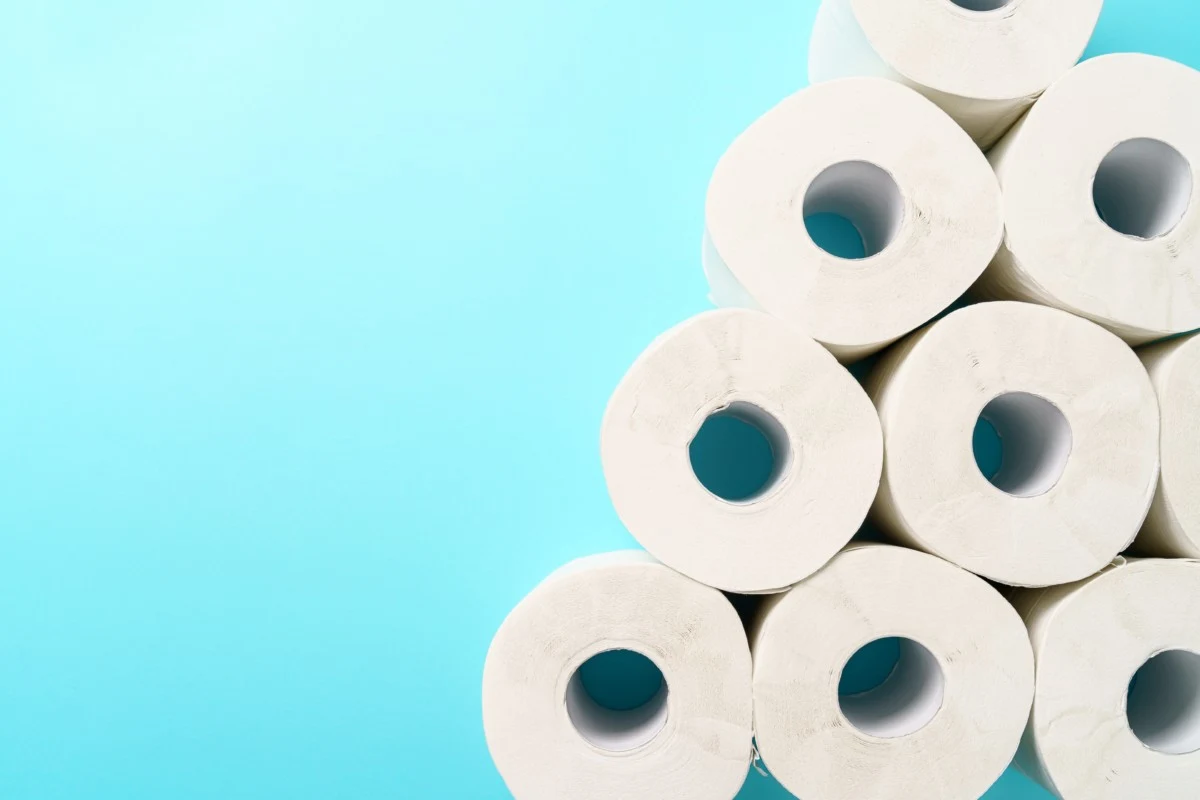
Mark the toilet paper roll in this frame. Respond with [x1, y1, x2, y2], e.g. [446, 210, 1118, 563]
[867, 301, 1159, 587]
[1134, 332, 1200, 558]
[1010, 558, 1200, 799]
[482, 551, 753, 800]
[808, 0, 1103, 148]
[705, 78, 1001, 362]
[600, 309, 882, 593]
[976, 54, 1200, 344]
[751, 544, 1034, 800]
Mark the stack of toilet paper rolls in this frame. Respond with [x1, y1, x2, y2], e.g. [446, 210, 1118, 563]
[484, 1, 1200, 798]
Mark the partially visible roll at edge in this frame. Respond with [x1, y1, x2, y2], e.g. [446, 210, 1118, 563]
[1134, 332, 1200, 558]
[750, 544, 1034, 800]
[808, 0, 1103, 149]
[974, 54, 1200, 344]
[1010, 558, 1200, 799]
[483, 551, 753, 800]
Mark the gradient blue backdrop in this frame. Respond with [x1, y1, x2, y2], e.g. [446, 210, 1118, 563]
[1, 2, 1194, 797]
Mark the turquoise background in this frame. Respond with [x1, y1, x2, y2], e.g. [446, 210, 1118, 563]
[0, 1, 1193, 797]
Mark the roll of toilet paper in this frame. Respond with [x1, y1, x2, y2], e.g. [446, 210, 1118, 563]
[808, 0, 1103, 148]
[976, 54, 1200, 344]
[1010, 558, 1200, 799]
[751, 544, 1034, 800]
[867, 301, 1159, 587]
[705, 78, 1001, 362]
[1134, 332, 1200, 558]
[482, 551, 753, 800]
[600, 309, 882, 593]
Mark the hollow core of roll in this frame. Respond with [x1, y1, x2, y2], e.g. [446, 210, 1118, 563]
[1126, 649, 1200, 755]
[839, 638, 945, 738]
[688, 401, 792, 503]
[947, 0, 1014, 11]
[1093, 138, 1193, 240]
[976, 392, 1072, 498]
[566, 649, 669, 752]
[803, 161, 904, 259]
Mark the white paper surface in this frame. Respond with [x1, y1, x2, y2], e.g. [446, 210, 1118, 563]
[1135, 332, 1200, 558]
[751, 544, 1034, 800]
[866, 301, 1160, 587]
[704, 78, 1001, 362]
[600, 309, 882, 593]
[1010, 558, 1200, 799]
[808, 0, 1103, 148]
[977, 54, 1200, 344]
[482, 551, 753, 800]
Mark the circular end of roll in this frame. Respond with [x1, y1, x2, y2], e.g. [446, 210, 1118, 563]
[705, 78, 1001, 361]
[1015, 559, 1200, 799]
[601, 309, 882, 593]
[868, 301, 1160, 587]
[752, 544, 1033, 800]
[483, 552, 753, 800]
[986, 53, 1200, 343]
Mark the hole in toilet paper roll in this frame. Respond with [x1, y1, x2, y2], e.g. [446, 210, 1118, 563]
[803, 213, 867, 259]
[839, 638, 945, 738]
[803, 162, 903, 260]
[972, 416, 1003, 481]
[566, 649, 669, 752]
[689, 402, 791, 503]
[1093, 138, 1192, 240]
[975, 393, 1072, 498]
[1126, 649, 1200, 755]
[839, 637, 903, 696]
[948, 0, 1014, 11]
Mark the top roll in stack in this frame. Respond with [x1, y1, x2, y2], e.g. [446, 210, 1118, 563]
[808, 0, 1104, 148]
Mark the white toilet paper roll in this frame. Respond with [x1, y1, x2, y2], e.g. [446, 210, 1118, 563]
[600, 309, 882, 593]
[808, 0, 1103, 148]
[1135, 332, 1200, 558]
[751, 544, 1034, 800]
[867, 301, 1160, 587]
[482, 551, 753, 800]
[1010, 558, 1200, 799]
[976, 54, 1200, 344]
[705, 78, 1001, 362]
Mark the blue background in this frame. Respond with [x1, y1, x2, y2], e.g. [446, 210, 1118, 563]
[0, 1, 1193, 797]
